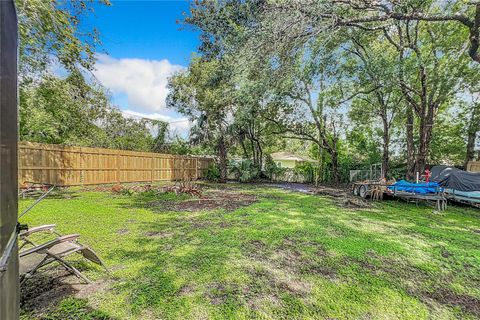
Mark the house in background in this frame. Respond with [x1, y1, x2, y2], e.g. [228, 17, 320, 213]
[271, 152, 316, 169]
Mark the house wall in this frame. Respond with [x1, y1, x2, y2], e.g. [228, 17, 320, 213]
[275, 159, 297, 169]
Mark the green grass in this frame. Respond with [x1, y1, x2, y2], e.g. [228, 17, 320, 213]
[18, 184, 480, 319]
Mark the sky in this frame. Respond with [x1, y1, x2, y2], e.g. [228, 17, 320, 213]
[86, 1, 200, 137]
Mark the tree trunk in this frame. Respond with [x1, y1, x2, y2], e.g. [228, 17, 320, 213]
[465, 131, 476, 168]
[255, 139, 263, 170]
[465, 103, 480, 168]
[415, 105, 435, 176]
[331, 147, 339, 184]
[249, 136, 257, 167]
[381, 117, 390, 179]
[218, 135, 227, 183]
[240, 138, 248, 159]
[406, 105, 416, 180]
[315, 141, 322, 187]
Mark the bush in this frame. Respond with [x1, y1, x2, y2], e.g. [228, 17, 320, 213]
[229, 159, 259, 182]
[204, 163, 221, 182]
[264, 154, 285, 180]
[293, 162, 316, 183]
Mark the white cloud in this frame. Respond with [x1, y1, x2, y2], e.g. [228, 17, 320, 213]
[94, 54, 185, 113]
[121, 110, 193, 138]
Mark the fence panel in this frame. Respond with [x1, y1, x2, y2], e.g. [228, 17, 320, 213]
[467, 161, 480, 173]
[18, 142, 214, 186]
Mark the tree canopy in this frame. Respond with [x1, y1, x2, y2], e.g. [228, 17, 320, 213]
[164, 0, 480, 182]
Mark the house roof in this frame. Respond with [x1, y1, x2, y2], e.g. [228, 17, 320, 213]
[271, 152, 315, 162]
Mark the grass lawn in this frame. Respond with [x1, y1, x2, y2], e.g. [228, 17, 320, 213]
[18, 183, 480, 319]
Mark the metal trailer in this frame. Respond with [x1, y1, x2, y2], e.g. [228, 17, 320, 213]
[351, 181, 392, 200]
[352, 181, 447, 211]
[388, 185, 447, 211]
[0, 1, 19, 318]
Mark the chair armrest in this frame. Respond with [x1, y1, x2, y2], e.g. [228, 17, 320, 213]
[20, 234, 80, 257]
[19, 224, 57, 238]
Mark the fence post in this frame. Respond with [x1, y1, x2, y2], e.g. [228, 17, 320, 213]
[195, 158, 198, 180]
[116, 151, 121, 184]
[151, 154, 155, 183]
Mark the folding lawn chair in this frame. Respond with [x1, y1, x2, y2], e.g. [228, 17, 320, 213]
[18, 224, 59, 251]
[19, 227, 108, 285]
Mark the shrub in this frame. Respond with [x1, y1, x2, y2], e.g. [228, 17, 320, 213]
[229, 159, 259, 183]
[204, 163, 221, 182]
[264, 154, 285, 180]
[294, 162, 316, 183]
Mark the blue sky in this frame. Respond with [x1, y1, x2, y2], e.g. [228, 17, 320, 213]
[86, 1, 200, 136]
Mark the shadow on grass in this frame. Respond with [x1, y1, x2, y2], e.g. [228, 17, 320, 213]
[20, 270, 116, 320]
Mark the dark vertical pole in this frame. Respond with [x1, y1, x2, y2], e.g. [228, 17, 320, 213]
[0, 0, 19, 319]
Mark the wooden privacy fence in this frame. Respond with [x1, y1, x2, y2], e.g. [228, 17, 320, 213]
[19, 142, 214, 186]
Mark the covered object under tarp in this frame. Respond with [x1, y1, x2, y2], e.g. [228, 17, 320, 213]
[430, 166, 480, 206]
[430, 166, 480, 192]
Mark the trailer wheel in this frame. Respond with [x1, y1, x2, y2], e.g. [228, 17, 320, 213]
[353, 184, 359, 196]
[359, 184, 368, 199]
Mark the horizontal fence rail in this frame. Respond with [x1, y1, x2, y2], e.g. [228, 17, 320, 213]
[19, 142, 214, 186]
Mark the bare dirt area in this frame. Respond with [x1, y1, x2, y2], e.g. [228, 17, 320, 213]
[155, 188, 257, 212]
[266, 183, 370, 209]
[20, 268, 110, 315]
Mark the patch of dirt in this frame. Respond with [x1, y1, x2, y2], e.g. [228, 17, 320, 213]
[268, 183, 370, 209]
[314, 185, 350, 198]
[154, 189, 257, 212]
[423, 287, 480, 317]
[116, 228, 129, 235]
[21, 270, 76, 311]
[205, 282, 242, 305]
[314, 185, 370, 209]
[21, 269, 111, 314]
[242, 237, 337, 281]
[244, 265, 311, 298]
[340, 197, 371, 209]
[177, 283, 195, 296]
[74, 280, 111, 299]
[349, 253, 431, 284]
[144, 231, 175, 238]
[440, 247, 453, 258]
[241, 240, 268, 260]
[219, 221, 233, 228]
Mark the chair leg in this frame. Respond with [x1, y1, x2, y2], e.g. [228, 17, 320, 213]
[55, 257, 92, 284]
[21, 255, 50, 285]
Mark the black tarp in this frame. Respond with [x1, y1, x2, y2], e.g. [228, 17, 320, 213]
[430, 166, 480, 192]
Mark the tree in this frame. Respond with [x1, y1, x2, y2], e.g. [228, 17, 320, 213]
[17, 0, 109, 79]
[167, 57, 235, 182]
[347, 32, 402, 178]
[182, 0, 478, 182]
[380, 20, 469, 177]
[19, 72, 110, 145]
[257, 1, 480, 63]
[19, 70, 168, 151]
[254, 40, 355, 183]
